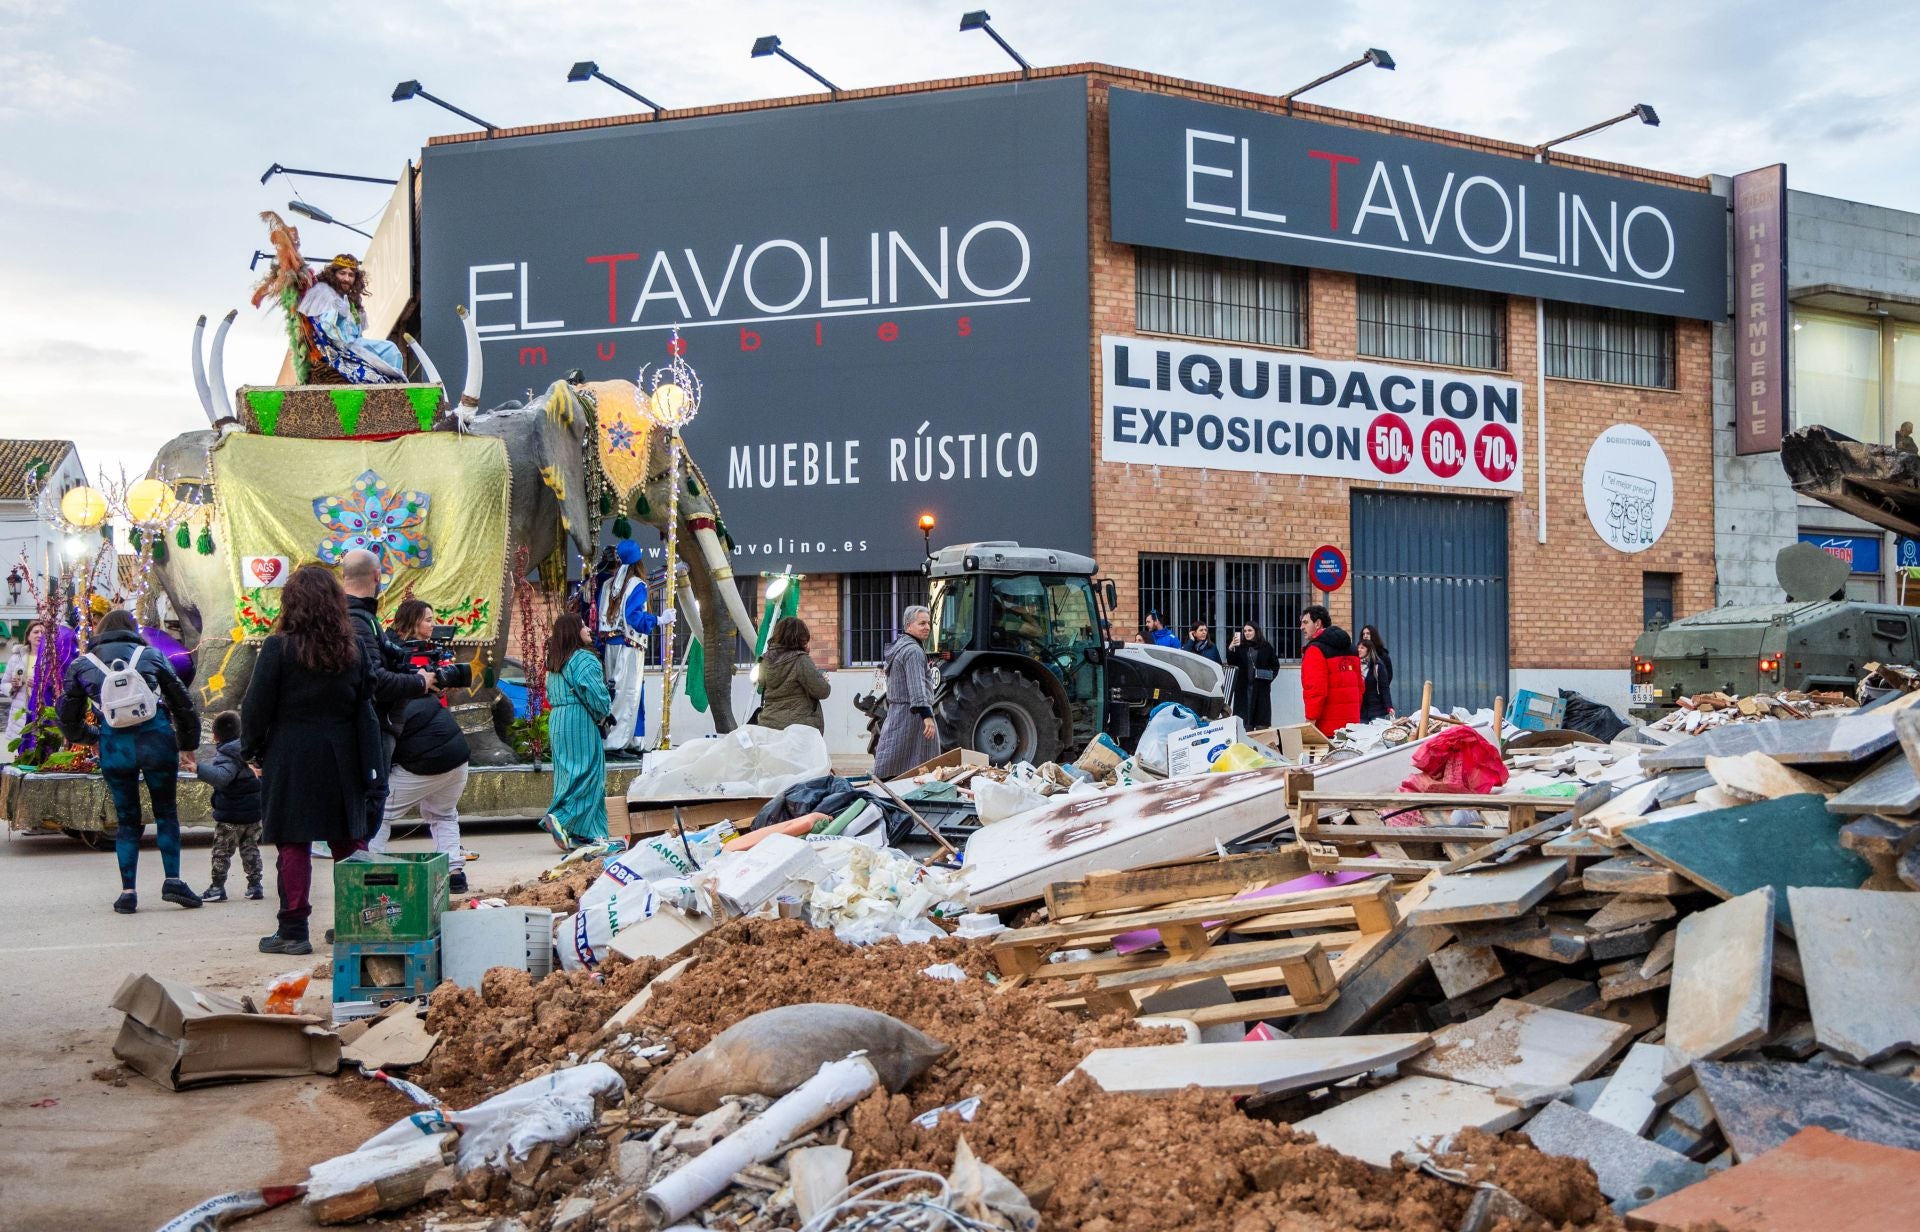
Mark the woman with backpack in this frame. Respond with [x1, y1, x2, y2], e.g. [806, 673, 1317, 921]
[57, 609, 202, 914]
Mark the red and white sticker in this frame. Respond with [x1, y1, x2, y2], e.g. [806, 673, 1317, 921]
[242, 556, 291, 588]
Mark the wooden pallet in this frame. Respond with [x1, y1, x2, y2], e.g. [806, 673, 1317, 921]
[1297, 791, 1578, 877]
[991, 875, 1398, 1021]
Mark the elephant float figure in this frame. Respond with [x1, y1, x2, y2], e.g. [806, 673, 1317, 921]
[152, 308, 759, 762]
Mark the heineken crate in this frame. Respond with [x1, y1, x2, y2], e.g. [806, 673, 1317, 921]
[333, 937, 441, 1005]
[334, 852, 449, 943]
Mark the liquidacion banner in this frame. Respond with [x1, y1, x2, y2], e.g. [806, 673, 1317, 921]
[1100, 335, 1526, 492]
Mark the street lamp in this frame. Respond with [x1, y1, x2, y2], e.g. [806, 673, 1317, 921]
[287, 200, 373, 239]
[958, 11, 1030, 77]
[259, 163, 397, 187]
[1536, 104, 1659, 161]
[250, 250, 332, 270]
[919, 512, 937, 559]
[750, 36, 842, 97]
[1280, 48, 1394, 113]
[567, 61, 664, 114]
[390, 80, 499, 132]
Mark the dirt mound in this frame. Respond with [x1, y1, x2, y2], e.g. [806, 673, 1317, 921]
[492, 856, 605, 913]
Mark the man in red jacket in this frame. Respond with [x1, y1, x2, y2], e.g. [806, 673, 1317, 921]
[1299, 605, 1363, 737]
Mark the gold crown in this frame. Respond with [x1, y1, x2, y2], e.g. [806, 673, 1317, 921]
[330, 254, 362, 270]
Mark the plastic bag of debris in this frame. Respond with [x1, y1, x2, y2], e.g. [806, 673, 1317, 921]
[581, 824, 729, 909]
[556, 882, 661, 971]
[974, 774, 1051, 825]
[645, 1004, 948, 1115]
[358, 1061, 626, 1173]
[1135, 702, 1200, 776]
[630, 724, 830, 800]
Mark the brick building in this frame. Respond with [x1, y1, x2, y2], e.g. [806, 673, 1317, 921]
[417, 65, 1726, 747]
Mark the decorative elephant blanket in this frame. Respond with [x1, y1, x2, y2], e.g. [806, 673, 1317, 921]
[213, 432, 511, 642]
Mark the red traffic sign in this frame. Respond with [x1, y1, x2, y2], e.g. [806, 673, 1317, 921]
[1309, 544, 1348, 592]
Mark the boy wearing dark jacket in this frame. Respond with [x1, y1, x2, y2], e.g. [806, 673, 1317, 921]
[195, 710, 263, 901]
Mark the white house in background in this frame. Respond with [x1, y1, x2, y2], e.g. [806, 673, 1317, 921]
[0, 439, 88, 635]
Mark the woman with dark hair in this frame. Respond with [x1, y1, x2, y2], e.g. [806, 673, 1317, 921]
[756, 617, 830, 733]
[1225, 621, 1278, 728]
[541, 611, 612, 851]
[1359, 624, 1395, 722]
[242, 565, 383, 955]
[58, 608, 201, 913]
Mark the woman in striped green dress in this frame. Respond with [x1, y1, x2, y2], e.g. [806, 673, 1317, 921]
[541, 613, 613, 849]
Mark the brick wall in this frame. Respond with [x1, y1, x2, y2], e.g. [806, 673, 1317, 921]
[1083, 73, 1716, 675]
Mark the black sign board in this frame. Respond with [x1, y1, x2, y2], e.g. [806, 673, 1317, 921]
[420, 79, 1092, 572]
[1109, 89, 1727, 321]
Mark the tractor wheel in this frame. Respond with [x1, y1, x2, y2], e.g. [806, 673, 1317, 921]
[940, 667, 1062, 766]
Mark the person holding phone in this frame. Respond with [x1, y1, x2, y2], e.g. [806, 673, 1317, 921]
[1226, 622, 1277, 728]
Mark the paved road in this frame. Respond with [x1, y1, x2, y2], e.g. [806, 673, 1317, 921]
[0, 819, 561, 1230]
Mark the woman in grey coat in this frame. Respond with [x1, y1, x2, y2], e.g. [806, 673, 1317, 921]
[872, 605, 941, 778]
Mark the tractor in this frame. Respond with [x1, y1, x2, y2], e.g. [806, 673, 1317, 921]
[861, 542, 1228, 765]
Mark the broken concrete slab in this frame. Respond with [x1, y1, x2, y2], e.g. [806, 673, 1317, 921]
[1623, 795, 1869, 933]
[1428, 945, 1506, 1001]
[1497, 917, 1591, 965]
[1073, 1033, 1432, 1098]
[1625, 1126, 1920, 1231]
[1837, 814, 1920, 857]
[1640, 710, 1898, 772]
[1693, 1059, 1920, 1161]
[1407, 859, 1567, 927]
[1788, 887, 1920, 1064]
[1406, 998, 1632, 1091]
[1590, 1042, 1668, 1135]
[1586, 894, 1678, 934]
[1293, 1075, 1528, 1168]
[1706, 752, 1835, 800]
[1521, 1100, 1707, 1209]
[1827, 753, 1920, 817]
[1583, 855, 1692, 896]
[1663, 888, 1774, 1081]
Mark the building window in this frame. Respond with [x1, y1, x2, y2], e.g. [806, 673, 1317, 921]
[841, 571, 928, 666]
[1546, 303, 1675, 389]
[650, 576, 758, 667]
[1793, 311, 1920, 447]
[1357, 276, 1507, 371]
[1139, 554, 1311, 660]
[1643, 572, 1676, 630]
[1135, 248, 1307, 348]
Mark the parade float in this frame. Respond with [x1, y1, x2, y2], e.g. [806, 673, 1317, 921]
[2, 213, 759, 839]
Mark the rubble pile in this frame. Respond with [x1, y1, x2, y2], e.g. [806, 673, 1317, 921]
[1645, 689, 1857, 734]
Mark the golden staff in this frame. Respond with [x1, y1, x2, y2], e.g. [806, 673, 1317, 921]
[640, 331, 700, 751]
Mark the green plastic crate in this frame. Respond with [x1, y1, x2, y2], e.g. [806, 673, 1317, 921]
[334, 852, 448, 942]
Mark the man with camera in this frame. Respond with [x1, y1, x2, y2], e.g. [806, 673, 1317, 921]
[369, 597, 474, 892]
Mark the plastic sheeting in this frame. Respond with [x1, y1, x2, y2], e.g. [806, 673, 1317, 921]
[629, 724, 831, 801]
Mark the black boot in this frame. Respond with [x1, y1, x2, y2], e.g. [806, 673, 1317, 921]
[259, 928, 312, 955]
[161, 879, 203, 909]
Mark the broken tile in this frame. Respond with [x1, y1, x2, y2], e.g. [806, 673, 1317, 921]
[1640, 710, 1898, 772]
[1406, 998, 1631, 1091]
[1627, 1126, 1920, 1231]
[1584, 855, 1691, 895]
[1789, 887, 1920, 1064]
[1706, 752, 1835, 800]
[1407, 859, 1568, 927]
[1073, 1034, 1431, 1098]
[1664, 888, 1775, 1081]
[1521, 1101, 1706, 1209]
[1827, 753, 1920, 817]
[1293, 1075, 1527, 1168]
[1624, 795, 1868, 932]
[1521, 978, 1600, 1013]
[1586, 894, 1678, 934]
[1693, 1059, 1920, 1161]
[1590, 1042, 1668, 1135]
[1428, 945, 1506, 1001]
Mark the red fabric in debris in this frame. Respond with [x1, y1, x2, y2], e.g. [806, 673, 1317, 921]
[1399, 726, 1509, 794]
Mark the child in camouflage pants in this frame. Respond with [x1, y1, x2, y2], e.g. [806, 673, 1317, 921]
[195, 711, 263, 901]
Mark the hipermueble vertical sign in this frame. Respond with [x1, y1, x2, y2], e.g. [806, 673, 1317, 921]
[1100, 336, 1525, 492]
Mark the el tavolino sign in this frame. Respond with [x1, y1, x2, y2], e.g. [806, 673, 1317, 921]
[1101, 335, 1524, 492]
[1109, 89, 1727, 321]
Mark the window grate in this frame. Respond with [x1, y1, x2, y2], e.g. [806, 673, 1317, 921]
[1545, 302, 1675, 389]
[1139, 554, 1310, 661]
[841, 572, 929, 666]
[1357, 276, 1506, 371]
[1136, 248, 1307, 348]
[649, 576, 758, 667]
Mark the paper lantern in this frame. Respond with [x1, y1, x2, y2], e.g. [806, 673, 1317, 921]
[59, 485, 108, 529]
[650, 382, 691, 425]
[125, 478, 177, 524]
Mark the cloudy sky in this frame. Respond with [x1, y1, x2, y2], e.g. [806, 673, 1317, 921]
[1, 0, 1911, 484]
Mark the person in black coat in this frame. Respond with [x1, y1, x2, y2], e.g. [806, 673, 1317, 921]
[1225, 621, 1278, 728]
[1182, 621, 1224, 665]
[1359, 624, 1395, 722]
[243, 565, 384, 955]
[58, 610, 202, 914]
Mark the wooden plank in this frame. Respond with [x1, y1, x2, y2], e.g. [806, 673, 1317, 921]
[991, 876, 1393, 952]
[1693, 1060, 1920, 1161]
[1406, 998, 1632, 1090]
[1624, 795, 1871, 933]
[1304, 847, 1443, 878]
[1625, 1126, 1920, 1232]
[1072, 1034, 1432, 1098]
[1406, 859, 1568, 927]
[1298, 791, 1578, 813]
[1293, 1076, 1529, 1168]
[1663, 888, 1774, 1081]
[1087, 938, 1327, 998]
[1825, 752, 1920, 817]
[1042, 848, 1312, 919]
[1436, 811, 1574, 875]
[1299, 822, 1511, 843]
[1789, 887, 1920, 1064]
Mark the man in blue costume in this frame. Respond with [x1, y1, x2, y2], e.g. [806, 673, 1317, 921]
[297, 255, 406, 383]
[596, 539, 658, 755]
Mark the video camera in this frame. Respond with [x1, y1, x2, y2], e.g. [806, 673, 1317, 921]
[401, 624, 473, 691]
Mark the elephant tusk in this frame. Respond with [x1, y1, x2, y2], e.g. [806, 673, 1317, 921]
[692, 524, 757, 648]
[207, 310, 238, 423]
[403, 332, 448, 405]
[189, 315, 218, 425]
[456, 304, 483, 410]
